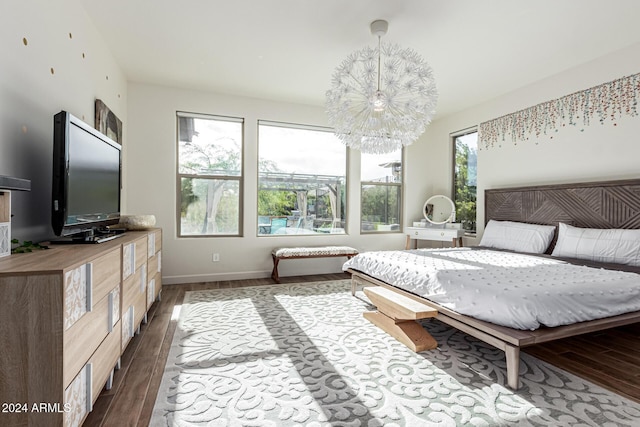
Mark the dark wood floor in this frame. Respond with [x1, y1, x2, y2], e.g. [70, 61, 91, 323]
[83, 273, 640, 426]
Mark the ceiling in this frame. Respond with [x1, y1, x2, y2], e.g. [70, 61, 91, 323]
[81, 0, 640, 119]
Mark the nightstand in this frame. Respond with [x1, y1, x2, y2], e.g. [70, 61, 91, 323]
[405, 226, 464, 249]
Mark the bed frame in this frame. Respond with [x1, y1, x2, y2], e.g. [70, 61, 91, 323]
[349, 178, 640, 389]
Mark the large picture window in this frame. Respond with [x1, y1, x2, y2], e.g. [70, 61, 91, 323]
[258, 121, 346, 236]
[177, 112, 243, 236]
[360, 150, 402, 232]
[452, 129, 478, 232]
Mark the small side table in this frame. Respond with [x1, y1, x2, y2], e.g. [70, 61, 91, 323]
[405, 226, 464, 250]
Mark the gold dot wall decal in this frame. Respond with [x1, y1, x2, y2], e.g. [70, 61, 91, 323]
[22, 37, 28, 46]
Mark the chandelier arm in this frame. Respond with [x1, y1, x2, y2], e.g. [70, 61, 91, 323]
[344, 71, 376, 96]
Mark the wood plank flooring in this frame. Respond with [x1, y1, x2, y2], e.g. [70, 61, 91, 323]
[83, 273, 640, 426]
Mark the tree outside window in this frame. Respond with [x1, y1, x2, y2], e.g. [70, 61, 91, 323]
[177, 112, 243, 236]
[453, 131, 477, 232]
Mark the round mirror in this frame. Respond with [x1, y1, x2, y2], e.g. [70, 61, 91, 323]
[423, 195, 455, 224]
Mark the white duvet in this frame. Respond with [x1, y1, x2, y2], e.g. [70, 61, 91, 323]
[343, 248, 640, 330]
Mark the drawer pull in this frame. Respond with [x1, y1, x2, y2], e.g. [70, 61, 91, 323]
[148, 279, 156, 308]
[148, 233, 156, 258]
[123, 243, 136, 279]
[107, 287, 120, 332]
[64, 363, 92, 427]
[140, 268, 147, 294]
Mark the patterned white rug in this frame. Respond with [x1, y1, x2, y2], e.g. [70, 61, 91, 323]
[151, 280, 640, 426]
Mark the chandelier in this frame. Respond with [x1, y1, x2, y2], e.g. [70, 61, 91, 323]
[325, 20, 438, 154]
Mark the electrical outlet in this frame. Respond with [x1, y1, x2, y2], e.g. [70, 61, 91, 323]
[212, 253, 220, 262]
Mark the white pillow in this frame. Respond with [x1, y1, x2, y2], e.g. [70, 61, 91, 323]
[551, 223, 640, 266]
[479, 220, 556, 254]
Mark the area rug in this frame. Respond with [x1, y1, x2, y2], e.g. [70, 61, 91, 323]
[151, 280, 640, 426]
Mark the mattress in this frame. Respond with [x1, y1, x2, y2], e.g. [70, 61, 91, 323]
[343, 248, 640, 330]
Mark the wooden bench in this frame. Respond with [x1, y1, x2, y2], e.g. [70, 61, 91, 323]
[271, 246, 358, 283]
[363, 286, 438, 352]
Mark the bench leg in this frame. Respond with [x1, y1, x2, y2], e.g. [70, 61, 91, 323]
[271, 255, 280, 283]
[364, 311, 438, 352]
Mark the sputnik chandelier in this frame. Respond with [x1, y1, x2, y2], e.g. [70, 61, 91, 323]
[325, 19, 438, 154]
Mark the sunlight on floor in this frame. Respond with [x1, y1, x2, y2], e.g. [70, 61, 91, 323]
[171, 304, 182, 321]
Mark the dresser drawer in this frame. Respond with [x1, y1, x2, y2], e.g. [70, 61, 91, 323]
[88, 319, 121, 402]
[148, 251, 160, 276]
[63, 249, 120, 331]
[407, 227, 461, 241]
[147, 272, 162, 309]
[63, 287, 118, 387]
[122, 236, 148, 280]
[147, 229, 162, 258]
[122, 263, 147, 330]
[64, 363, 92, 427]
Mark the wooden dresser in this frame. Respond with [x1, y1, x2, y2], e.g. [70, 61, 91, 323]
[0, 229, 162, 426]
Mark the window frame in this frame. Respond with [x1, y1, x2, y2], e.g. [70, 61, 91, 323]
[176, 111, 244, 238]
[451, 127, 478, 234]
[256, 120, 349, 237]
[360, 149, 404, 234]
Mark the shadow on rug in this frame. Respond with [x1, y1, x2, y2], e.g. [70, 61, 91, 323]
[151, 280, 640, 426]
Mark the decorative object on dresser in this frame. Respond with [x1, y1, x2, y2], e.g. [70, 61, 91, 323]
[117, 214, 157, 230]
[0, 228, 162, 426]
[0, 175, 31, 258]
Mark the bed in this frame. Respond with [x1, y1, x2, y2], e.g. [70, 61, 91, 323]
[345, 179, 640, 389]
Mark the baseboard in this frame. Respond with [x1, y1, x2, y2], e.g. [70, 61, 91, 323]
[162, 269, 271, 285]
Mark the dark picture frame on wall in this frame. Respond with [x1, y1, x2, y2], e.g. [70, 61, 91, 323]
[95, 99, 123, 145]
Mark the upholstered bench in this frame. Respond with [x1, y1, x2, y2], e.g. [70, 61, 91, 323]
[271, 246, 358, 283]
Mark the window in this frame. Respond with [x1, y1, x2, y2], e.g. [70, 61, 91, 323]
[360, 149, 402, 232]
[258, 121, 346, 236]
[177, 112, 243, 236]
[452, 129, 478, 232]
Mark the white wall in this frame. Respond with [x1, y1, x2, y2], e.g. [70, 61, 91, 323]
[128, 43, 640, 283]
[126, 84, 407, 283]
[404, 42, 640, 245]
[0, 0, 127, 241]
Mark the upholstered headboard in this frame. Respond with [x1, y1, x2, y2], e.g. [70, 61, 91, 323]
[485, 179, 640, 230]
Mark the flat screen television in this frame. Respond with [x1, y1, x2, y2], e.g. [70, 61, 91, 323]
[51, 110, 123, 243]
